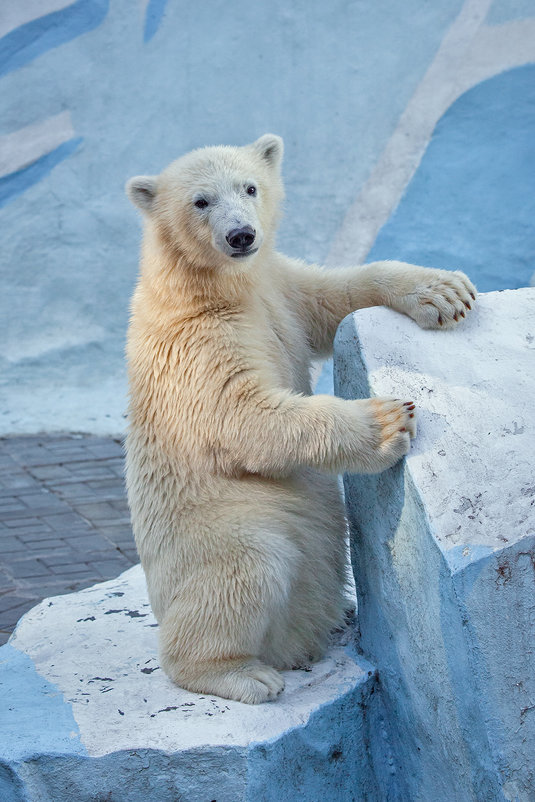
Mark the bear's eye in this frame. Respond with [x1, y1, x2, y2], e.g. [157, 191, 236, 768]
[246, 185, 257, 196]
[194, 198, 209, 209]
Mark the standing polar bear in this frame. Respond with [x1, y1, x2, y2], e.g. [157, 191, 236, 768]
[125, 134, 476, 704]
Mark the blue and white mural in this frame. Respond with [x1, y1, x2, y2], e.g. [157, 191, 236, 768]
[1, 0, 534, 433]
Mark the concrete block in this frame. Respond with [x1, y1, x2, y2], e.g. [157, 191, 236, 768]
[334, 288, 535, 801]
[0, 565, 384, 802]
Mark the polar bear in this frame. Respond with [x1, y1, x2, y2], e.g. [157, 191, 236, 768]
[125, 134, 476, 704]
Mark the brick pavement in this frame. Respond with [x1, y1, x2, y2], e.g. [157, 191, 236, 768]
[0, 434, 138, 645]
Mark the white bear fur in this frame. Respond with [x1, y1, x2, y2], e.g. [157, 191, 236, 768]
[125, 134, 476, 703]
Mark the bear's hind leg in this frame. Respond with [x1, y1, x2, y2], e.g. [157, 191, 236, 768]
[158, 535, 297, 704]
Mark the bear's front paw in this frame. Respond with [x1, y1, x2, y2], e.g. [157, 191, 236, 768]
[395, 269, 476, 330]
[369, 398, 417, 469]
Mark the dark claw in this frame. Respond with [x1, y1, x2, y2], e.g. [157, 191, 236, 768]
[470, 292, 476, 300]
[409, 413, 414, 418]
[460, 310, 465, 318]
[400, 427, 407, 432]
[465, 301, 471, 310]
[438, 316, 443, 325]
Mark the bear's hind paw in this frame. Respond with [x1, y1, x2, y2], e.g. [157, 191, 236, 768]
[233, 663, 285, 704]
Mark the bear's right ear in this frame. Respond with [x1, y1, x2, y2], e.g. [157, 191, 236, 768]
[126, 175, 158, 213]
[251, 134, 284, 170]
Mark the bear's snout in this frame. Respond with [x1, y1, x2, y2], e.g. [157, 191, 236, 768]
[226, 226, 256, 252]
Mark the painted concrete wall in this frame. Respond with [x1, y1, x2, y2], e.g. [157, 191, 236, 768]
[334, 289, 535, 801]
[2, 0, 535, 433]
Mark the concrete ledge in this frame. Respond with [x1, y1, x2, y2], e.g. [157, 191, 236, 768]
[334, 288, 535, 801]
[0, 565, 382, 801]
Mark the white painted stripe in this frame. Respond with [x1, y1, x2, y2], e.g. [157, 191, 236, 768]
[0, 0, 74, 40]
[326, 0, 535, 267]
[0, 111, 75, 178]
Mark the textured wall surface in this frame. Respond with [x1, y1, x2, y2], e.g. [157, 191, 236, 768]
[1, 0, 534, 433]
[334, 289, 535, 801]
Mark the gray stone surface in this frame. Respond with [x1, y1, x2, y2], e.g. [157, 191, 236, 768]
[0, 434, 137, 645]
[334, 288, 535, 802]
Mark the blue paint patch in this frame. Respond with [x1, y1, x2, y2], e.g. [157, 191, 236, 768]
[0, 137, 83, 209]
[0, 644, 85, 764]
[144, 0, 169, 43]
[0, 0, 109, 78]
[368, 66, 535, 292]
[445, 544, 496, 576]
[487, 0, 535, 24]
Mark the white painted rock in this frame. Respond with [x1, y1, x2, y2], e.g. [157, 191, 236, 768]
[335, 287, 535, 802]
[0, 565, 380, 802]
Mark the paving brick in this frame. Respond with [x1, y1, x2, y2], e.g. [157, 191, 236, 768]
[62, 533, 116, 551]
[27, 577, 100, 597]
[41, 512, 93, 531]
[103, 457, 125, 474]
[0, 570, 15, 591]
[109, 498, 129, 512]
[0, 499, 28, 514]
[28, 464, 73, 481]
[120, 549, 139, 563]
[0, 535, 24, 552]
[85, 442, 124, 459]
[5, 519, 53, 532]
[10, 447, 56, 467]
[7, 559, 50, 579]
[0, 455, 18, 471]
[72, 501, 124, 521]
[49, 482, 99, 499]
[0, 473, 41, 494]
[101, 534, 135, 551]
[89, 559, 131, 578]
[86, 478, 126, 495]
[44, 436, 86, 450]
[0, 592, 36, 616]
[0, 600, 38, 628]
[29, 544, 75, 562]
[47, 562, 98, 576]
[16, 492, 69, 511]
[15, 519, 56, 548]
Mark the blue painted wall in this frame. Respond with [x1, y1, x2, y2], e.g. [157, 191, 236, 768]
[368, 66, 535, 293]
[0, 0, 467, 430]
[1, 2, 534, 428]
[487, 0, 535, 24]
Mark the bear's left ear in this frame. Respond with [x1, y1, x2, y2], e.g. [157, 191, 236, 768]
[251, 134, 283, 170]
[126, 175, 158, 213]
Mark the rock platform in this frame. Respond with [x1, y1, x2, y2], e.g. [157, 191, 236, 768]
[1, 565, 381, 802]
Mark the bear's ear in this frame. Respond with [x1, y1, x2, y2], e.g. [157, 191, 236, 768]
[251, 134, 283, 170]
[126, 175, 158, 213]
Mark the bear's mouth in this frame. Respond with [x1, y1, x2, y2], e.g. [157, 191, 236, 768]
[231, 248, 259, 259]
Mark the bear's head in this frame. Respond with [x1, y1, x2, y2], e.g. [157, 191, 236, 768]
[126, 134, 284, 270]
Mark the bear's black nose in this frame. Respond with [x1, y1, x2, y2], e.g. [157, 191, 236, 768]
[226, 226, 256, 250]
